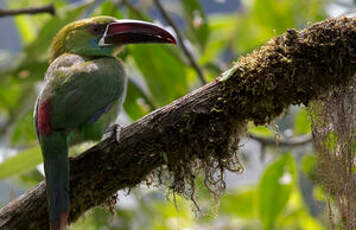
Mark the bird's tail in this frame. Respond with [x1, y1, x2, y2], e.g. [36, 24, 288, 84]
[40, 132, 70, 230]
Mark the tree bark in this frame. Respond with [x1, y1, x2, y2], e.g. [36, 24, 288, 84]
[0, 16, 355, 230]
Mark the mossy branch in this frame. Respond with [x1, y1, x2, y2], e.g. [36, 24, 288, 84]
[0, 17, 355, 230]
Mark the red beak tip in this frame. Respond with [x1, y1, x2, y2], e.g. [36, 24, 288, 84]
[169, 38, 177, 45]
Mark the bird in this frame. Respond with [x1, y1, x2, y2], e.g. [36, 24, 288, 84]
[33, 16, 176, 230]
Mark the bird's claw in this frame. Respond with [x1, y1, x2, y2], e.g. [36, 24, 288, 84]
[104, 123, 122, 143]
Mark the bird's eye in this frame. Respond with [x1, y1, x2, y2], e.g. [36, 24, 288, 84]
[88, 24, 106, 35]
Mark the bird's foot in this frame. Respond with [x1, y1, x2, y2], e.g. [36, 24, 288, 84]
[104, 123, 122, 143]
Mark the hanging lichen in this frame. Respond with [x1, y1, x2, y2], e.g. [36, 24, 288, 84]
[310, 77, 356, 229]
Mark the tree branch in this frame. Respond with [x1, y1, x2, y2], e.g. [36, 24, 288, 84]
[0, 17, 355, 230]
[0, 4, 55, 17]
[153, 0, 207, 85]
[248, 133, 312, 146]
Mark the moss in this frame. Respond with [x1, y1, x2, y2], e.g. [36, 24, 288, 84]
[220, 17, 355, 125]
[147, 17, 355, 211]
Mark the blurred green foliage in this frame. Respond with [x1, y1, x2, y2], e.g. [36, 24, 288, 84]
[258, 153, 296, 230]
[0, 0, 352, 229]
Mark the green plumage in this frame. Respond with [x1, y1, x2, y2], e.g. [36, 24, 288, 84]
[37, 54, 126, 228]
[41, 54, 126, 133]
[50, 17, 118, 62]
[35, 16, 126, 230]
[35, 15, 176, 230]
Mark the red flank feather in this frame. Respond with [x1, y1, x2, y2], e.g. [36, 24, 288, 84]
[38, 100, 53, 135]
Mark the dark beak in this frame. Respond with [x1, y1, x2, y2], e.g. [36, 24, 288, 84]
[101, 20, 177, 46]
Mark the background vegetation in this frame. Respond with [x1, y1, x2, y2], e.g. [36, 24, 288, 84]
[0, 0, 355, 229]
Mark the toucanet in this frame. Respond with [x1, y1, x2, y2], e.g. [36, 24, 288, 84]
[34, 16, 176, 230]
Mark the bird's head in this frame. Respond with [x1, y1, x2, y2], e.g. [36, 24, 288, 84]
[49, 16, 176, 62]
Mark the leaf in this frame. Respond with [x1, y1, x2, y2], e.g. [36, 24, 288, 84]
[8, 2, 92, 84]
[277, 191, 324, 230]
[298, 213, 324, 230]
[233, 15, 265, 55]
[0, 52, 19, 76]
[301, 154, 317, 180]
[181, 0, 210, 50]
[151, 195, 193, 229]
[0, 147, 42, 180]
[124, 78, 156, 121]
[221, 189, 256, 218]
[248, 123, 274, 137]
[254, 0, 295, 35]
[294, 108, 311, 135]
[126, 3, 151, 21]
[258, 153, 296, 230]
[200, 14, 235, 64]
[22, 1, 92, 63]
[13, 15, 37, 44]
[12, 60, 49, 82]
[98, 0, 124, 18]
[233, 0, 326, 55]
[129, 44, 188, 106]
[18, 169, 44, 187]
[7, 0, 67, 45]
[11, 111, 37, 146]
[0, 79, 23, 110]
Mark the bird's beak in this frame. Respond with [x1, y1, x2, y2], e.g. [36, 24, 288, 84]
[99, 20, 177, 47]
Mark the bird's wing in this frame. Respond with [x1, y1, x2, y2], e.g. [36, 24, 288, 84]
[36, 54, 126, 133]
